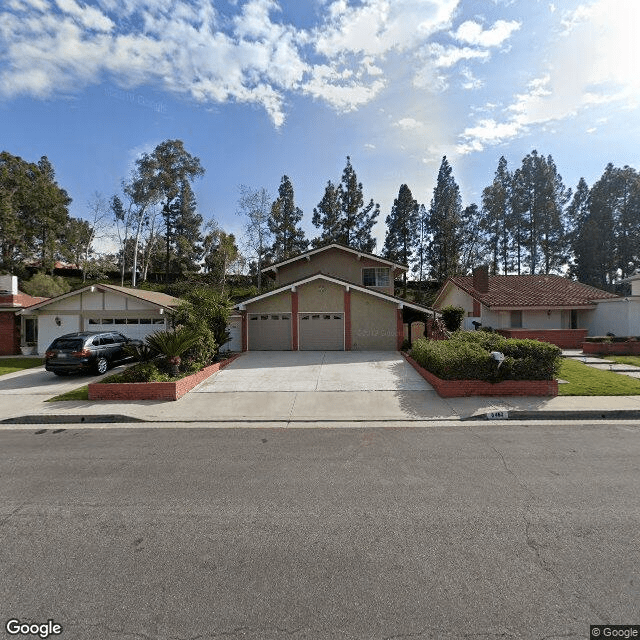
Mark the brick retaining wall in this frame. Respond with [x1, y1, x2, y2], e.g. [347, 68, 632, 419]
[582, 341, 640, 355]
[88, 354, 240, 401]
[496, 329, 587, 349]
[403, 353, 558, 398]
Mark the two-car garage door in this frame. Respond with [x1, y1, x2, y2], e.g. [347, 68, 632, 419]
[248, 313, 344, 350]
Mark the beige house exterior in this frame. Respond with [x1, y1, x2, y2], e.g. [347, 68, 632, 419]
[235, 244, 434, 351]
[20, 284, 182, 355]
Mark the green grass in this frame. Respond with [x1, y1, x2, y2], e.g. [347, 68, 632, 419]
[47, 385, 89, 402]
[0, 357, 43, 376]
[600, 355, 640, 367]
[559, 358, 640, 395]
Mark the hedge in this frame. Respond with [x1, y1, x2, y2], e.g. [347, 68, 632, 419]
[409, 332, 562, 382]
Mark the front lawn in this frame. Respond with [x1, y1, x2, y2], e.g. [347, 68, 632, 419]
[558, 358, 640, 395]
[0, 357, 43, 376]
[47, 386, 89, 402]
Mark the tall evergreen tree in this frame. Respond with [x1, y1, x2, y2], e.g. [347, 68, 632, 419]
[170, 180, 203, 273]
[480, 156, 511, 274]
[459, 203, 483, 275]
[383, 184, 419, 295]
[426, 156, 462, 282]
[311, 180, 341, 247]
[337, 156, 379, 252]
[312, 157, 379, 252]
[269, 175, 308, 261]
[566, 177, 590, 278]
[510, 150, 569, 274]
[614, 166, 640, 279]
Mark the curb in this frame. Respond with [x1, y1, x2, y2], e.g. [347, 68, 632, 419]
[0, 415, 146, 425]
[4, 411, 640, 425]
[465, 410, 640, 421]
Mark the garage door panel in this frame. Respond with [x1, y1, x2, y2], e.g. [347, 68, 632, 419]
[299, 313, 344, 351]
[248, 313, 291, 350]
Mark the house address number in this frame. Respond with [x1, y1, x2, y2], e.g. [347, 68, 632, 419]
[486, 411, 509, 420]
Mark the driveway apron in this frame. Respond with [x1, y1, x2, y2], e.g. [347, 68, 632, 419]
[191, 351, 455, 421]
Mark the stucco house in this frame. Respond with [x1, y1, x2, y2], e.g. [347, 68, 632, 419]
[0, 275, 47, 355]
[20, 284, 182, 355]
[433, 266, 620, 348]
[229, 243, 434, 351]
[588, 271, 640, 336]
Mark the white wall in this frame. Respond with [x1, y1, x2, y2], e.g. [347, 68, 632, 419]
[38, 314, 81, 353]
[588, 299, 640, 336]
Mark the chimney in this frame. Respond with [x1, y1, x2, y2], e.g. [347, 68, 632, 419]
[473, 265, 489, 293]
[0, 275, 18, 295]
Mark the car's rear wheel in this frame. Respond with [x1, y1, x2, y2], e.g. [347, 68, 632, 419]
[95, 357, 108, 375]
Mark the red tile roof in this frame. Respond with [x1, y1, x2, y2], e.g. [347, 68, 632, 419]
[437, 275, 619, 309]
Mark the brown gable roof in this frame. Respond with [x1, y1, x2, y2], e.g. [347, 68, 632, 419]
[436, 274, 619, 309]
[262, 242, 408, 273]
[101, 285, 183, 308]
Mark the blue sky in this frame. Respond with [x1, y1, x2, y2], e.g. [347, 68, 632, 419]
[2, 0, 640, 255]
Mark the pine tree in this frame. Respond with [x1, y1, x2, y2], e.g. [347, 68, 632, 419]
[311, 157, 379, 252]
[566, 177, 590, 279]
[171, 180, 203, 273]
[614, 166, 640, 279]
[510, 151, 569, 274]
[338, 156, 379, 252]
[480, 156, 511, 274]
[426, 156, 462, 282]
[269, 175, 308, 261]
[574, 164, 617, 288]
[383, 184, 419, 295]
[459, 203, 483, 275]
[311, 181, 341, 247]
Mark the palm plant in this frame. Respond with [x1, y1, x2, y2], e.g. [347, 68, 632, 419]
[145, 329, 201, 376]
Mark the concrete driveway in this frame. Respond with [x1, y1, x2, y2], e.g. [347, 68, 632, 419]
[197, 351, 432, 392]
[189, 351, 455, 421]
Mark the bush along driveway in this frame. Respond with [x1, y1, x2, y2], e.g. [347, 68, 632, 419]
[407, 332, 560, 397]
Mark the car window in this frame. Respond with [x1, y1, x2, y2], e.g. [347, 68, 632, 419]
[51, 338, 84, 350]
[100, 336, 115, 345]
[114, 333, 128, 342]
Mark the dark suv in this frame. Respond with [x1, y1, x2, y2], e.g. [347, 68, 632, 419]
[45, 331, 143, 376]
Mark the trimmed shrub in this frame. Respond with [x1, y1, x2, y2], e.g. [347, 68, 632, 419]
[440, 305, 465, 332]
[409, 332, 562, 382]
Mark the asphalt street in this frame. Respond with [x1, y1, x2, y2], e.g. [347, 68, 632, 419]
[1, 423, 639, 640]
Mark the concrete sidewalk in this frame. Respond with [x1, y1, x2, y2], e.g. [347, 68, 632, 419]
[3, 352, 640, 425]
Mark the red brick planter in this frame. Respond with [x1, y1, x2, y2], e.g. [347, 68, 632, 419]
[402, 353, 558, 398]
[582, 341, 640, 355]
[88, 354, 240, 401]
[496, 329, 587, 349]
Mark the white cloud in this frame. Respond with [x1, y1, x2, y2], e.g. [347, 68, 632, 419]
[458, 0, 640, 153]
[453, 19, 520, 47]
[427, 43, 490, 68]
[394, 117, 423, 130]
[460, 66, 483, 90]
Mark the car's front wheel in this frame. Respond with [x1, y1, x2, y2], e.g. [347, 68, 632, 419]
[95, 357, 108, 375]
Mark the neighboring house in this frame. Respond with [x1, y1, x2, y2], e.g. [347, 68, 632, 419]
[588, 271, 640, 336]
[231, 243, 434, 351]
[433, 266, 620, 348]
[0, 275, 48, 356]
[20, 284, 183, 355]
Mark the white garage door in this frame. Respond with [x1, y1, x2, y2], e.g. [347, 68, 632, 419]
[248, 313, 291, 350]
[85, 318, 167, 341]
[299, 313, 344, 351]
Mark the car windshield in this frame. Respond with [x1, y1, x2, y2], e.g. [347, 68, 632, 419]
[50, 338, 84, 351]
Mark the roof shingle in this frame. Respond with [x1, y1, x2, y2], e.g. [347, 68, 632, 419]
[441, 275, 619, 308]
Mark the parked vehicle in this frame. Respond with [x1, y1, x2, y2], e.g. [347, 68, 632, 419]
[45, 331, 143, 376]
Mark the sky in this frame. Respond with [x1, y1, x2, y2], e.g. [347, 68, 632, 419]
[2, 0, 640, 256]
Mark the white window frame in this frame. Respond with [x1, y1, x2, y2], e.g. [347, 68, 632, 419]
[362, 267, 390, 288]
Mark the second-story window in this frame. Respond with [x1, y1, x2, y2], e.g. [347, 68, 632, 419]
[362, 267, 390, 287]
